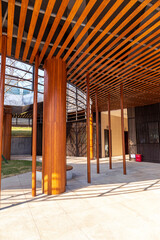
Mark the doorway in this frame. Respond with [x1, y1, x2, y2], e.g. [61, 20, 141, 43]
[104, 129, 109, 157]
[124, 131, 129, 154]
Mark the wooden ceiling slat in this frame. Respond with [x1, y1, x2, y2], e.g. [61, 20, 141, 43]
[2, 1, 160, 111]
[15, 0, 29, 59]
[7, 0, 15, 56]
[87, 41, 160, 89]
[56, 0, 97, 59]
[89, 74, 160, 102]
[87, 68, 160, 97]
[76, 27, 160, 86]
[39, 0, 70, 64]
[29, 0, 56, 64]
[22, 0, 43, 61]
[69, 1, 160, 84]
[87, 66, 160, 95]
[89, 35, 160, 83]
[76, 16, 160, 90]
[63, 0, 118, 61]
[87, 47, 160, 93]
[47, 0, 84, 59]
[68, 0, 153, 80]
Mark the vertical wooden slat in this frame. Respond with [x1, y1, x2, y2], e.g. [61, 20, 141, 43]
[86, 73, 91, 183]
[42, 99, 45, 194]
[7, 0, 15, 56]
[0, 0, 2, 53]
[3, 107, 12, 160]
[108, 94, 112, 169]
[95, 89, 99, 173]
[120, 84, 126, 175]
[32, 54, 39, 197]
[90, 112, 93, 160]
[0, 35, 7, 193]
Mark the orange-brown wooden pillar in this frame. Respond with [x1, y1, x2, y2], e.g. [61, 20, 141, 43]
[86, 73, 91, 183]
[95, 90, 99, 173]
[32, 54, 39, 197]
[0, 35, 7, 193]
[43, 57, 66, 195]
[108, 94, 112, 169]
[90, 112, 94, 160]
[120, 84, 126, 175]
[3, 107, 12, 160]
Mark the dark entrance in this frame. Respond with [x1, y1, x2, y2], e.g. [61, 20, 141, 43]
[124, 131, 128, 154]
[104, 129, 109, 157]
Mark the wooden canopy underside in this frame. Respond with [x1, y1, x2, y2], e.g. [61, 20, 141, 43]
[0, 0, 160, 111]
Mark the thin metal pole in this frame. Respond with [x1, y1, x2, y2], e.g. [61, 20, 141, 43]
[108, 94, 112, 169]
[0, 35, 7, 194]
[86, 73, 91, 183]
[95, 90, 99, 173]
[120, 84, 126, 175]
[32, 54, 39, 196]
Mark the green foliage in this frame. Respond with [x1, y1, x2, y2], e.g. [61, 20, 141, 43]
[1, 160, 42, 179]
[12, 127, 32, 137]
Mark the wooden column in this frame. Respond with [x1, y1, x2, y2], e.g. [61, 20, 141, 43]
[0, 35, 7, 193]
[108, 94, 112, 169]
[3, 107, 12, 160]
[32, 54, 39, 197]
[120, 84, 126, 175]
[95, 90, 99, 173]
[43, 57, 66, 195]
[86, 73, 91, 183]
[90, 112, 94, 160]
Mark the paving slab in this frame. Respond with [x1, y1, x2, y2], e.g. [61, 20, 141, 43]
[1, 157, 160, 240]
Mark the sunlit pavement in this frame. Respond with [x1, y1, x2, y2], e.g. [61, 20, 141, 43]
[1, 157, 160, 240]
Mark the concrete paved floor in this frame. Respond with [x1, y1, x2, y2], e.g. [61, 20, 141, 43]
[1, 157, 160, 240]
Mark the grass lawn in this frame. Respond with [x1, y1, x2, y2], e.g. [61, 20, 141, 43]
[1, 160, 42, 179]
[12, 126, 32, 137]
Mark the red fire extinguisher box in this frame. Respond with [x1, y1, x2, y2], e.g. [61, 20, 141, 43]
[136, 154, 142, 162]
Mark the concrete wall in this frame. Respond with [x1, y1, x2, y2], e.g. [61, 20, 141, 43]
[101, 112, 128, 157]
[11, 137, 32, 155]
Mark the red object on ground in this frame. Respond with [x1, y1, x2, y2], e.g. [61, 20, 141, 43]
[136, 154, 142, 162]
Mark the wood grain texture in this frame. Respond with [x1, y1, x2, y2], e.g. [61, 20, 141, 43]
[120, 84, 126, 175]
[22, 0, 43, 61]
[57, 0, 97, 58]
[3, 108, 12, 160]
[43, 57, 66, 195]
[86, 73, 91, 183]
[0, 0, 2, 53]
[32, 54, 39, 197]
[47, 0, 83, 59]
[39, 0, 69, 64]
[95, 90, 99, 173]
[29, 0, 56, 64]
[64, 0, 113, 63]
[0, 35, 7, 193]
[7, 0, 15, 56]
[69, 0, 154, 84]
[15, 0, 29, 59]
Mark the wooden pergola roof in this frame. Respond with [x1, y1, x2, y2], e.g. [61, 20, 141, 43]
[1, 0, 160, 111]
